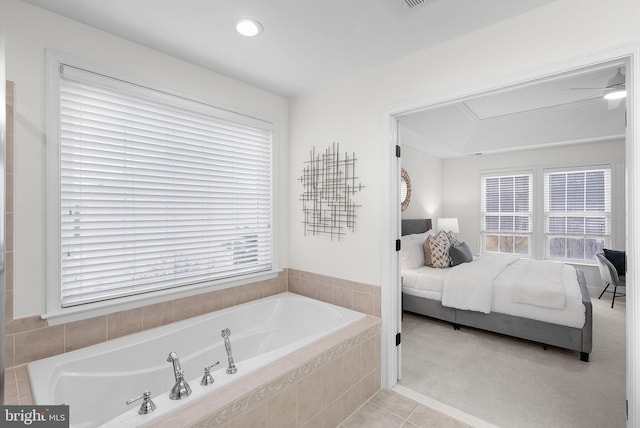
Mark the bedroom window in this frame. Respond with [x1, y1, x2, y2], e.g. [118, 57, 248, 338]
[544, 167, 611, 262]
[46, 55, 274, 309]
[480, 173, 532, 255]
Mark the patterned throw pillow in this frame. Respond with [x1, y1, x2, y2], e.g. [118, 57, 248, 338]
[444, 230, 461, 246]
[424, 231, 451, 268]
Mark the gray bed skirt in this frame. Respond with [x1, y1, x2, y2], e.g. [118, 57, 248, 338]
[402, 269, 593, 361]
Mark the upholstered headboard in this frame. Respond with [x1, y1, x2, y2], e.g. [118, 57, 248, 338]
[401, 219, 432, 236]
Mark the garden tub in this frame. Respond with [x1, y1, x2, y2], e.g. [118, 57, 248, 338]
[27, 292, 365, 427]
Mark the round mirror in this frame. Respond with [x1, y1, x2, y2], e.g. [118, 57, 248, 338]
[400, 168, 411, 211]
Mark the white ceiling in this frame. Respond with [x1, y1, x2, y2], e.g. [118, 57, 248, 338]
[22, 0, 626, 157]
[22, 0, 556, 97]
[398, 64, 627, 158]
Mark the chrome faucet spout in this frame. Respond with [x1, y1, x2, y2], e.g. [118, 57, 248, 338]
[221, 328, 238, 374]
[167, 351, 182, 381]
[167, 351, 191, 399]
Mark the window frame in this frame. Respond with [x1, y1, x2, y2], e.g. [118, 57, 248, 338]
[44, 50, 279, 324]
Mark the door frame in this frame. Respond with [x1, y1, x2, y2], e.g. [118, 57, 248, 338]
[380, 43, 640, 425]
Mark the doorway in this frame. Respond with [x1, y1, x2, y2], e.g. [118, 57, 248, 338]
[381, 47, 639, 425]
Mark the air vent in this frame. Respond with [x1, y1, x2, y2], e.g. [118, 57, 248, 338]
[401, 0, 426, 9]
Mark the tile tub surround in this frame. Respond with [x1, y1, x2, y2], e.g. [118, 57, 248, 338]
[155, 315, 381, 428]
[288, 269, 381, 318]
[3, 270, 381, 405]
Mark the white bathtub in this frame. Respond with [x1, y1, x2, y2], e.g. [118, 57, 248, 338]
[28, 292, 365, 428]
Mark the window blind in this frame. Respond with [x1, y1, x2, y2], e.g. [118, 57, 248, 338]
[544, 167, 610, 260]
[480, 173, 532, 254]
[58, 65, 273, 306]
[481, 174, 532, 233]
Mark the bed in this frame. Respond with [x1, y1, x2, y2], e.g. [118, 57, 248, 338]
[401, 219, 593, 362]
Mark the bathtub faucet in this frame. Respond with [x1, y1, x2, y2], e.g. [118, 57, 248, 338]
[221, 328, 238, 374]
[166, 351, 192, 400]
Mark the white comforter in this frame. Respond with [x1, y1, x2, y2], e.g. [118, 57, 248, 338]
[441, 254, 568, 314]
[442, 254, 518, 313]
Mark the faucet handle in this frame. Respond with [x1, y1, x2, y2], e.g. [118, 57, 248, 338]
[126, 391, 156, 415]
[201, 361, 221, 386]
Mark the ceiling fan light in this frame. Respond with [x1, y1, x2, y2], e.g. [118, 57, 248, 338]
[604, 89, 627, 100]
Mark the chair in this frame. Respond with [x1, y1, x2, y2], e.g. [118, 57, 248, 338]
[595, 252, 626, 308]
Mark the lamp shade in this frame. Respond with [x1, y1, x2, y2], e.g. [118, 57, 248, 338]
[437, 217, 459, 233]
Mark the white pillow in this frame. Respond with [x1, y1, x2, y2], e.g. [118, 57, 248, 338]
[400, 230, 435, 270]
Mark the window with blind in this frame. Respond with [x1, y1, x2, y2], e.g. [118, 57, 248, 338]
[480, 173, 532, 255]
[48, 59, 274, 308]
[544, 167, 611, 261]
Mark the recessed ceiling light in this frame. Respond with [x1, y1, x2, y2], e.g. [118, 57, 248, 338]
[235, 18, 263, 37]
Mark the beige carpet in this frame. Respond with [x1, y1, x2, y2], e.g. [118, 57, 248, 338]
[399, 296, 626, 428]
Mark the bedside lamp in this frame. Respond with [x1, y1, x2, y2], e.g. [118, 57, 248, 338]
[437, 217, 459, 234]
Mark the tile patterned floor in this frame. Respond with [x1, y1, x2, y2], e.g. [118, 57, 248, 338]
[341, 389, 471, 428]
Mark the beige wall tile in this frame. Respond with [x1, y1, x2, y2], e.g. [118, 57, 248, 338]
[322, 397, 343, 428]
[15, 365, 32, 402]
[361, 367, 381, 404]
[65, 316, 107, 352]
[6, 316, 47, 335]
[360, 335, 378, 377]
[6, 174, 13, 215]
[4, 334, 15, 368]
[373, 297, 381, 317]
[222, 285, 246, 307]
[267, 383, 297, 428]
[315, 284, 335, 304]
[263, 278, 280, 297]
[297, 368, 322, 425]
[5, 212, 12, 253]
[288, 275, 303, 295]
[245, 282, 265, 302]
[4, 368, 18, 405]
[342, 345, 361, 392]
[14, 325, 64, 365]
[332, 277, 352, 290]
[322, 354, 343, 408]
[342, 382, 364, 422]
[5, 289, 13, 325]
[186, 407, 229, 428]
[230, 401, 267, 428]
[174, 294, 206, 322]
[301, 412, 321, 428]
[200, 289, 225, 314]
[5, 251, 13, 291]
[333, 286, 353, 310]
[352, 291, 374, 316]
[107, 308, 143, 340]
[142, 300, 174, 330]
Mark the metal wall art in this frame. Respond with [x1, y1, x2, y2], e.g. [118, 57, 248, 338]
[299, 143, 364, 240]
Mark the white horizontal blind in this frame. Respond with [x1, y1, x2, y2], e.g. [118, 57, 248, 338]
[58, 65, 273, 306]
[544, 167, 611, 261]
[480, 173, 532, 254]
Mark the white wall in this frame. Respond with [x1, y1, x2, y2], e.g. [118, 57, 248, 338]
[288, 0, 640, 287]
[399, 130, 443, 221]
[0, 1, 289, 318]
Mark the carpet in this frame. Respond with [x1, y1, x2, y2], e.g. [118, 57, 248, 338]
[399, 296, 626, 428]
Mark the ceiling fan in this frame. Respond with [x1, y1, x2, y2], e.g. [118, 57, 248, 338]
[569, 67, 626, 108]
